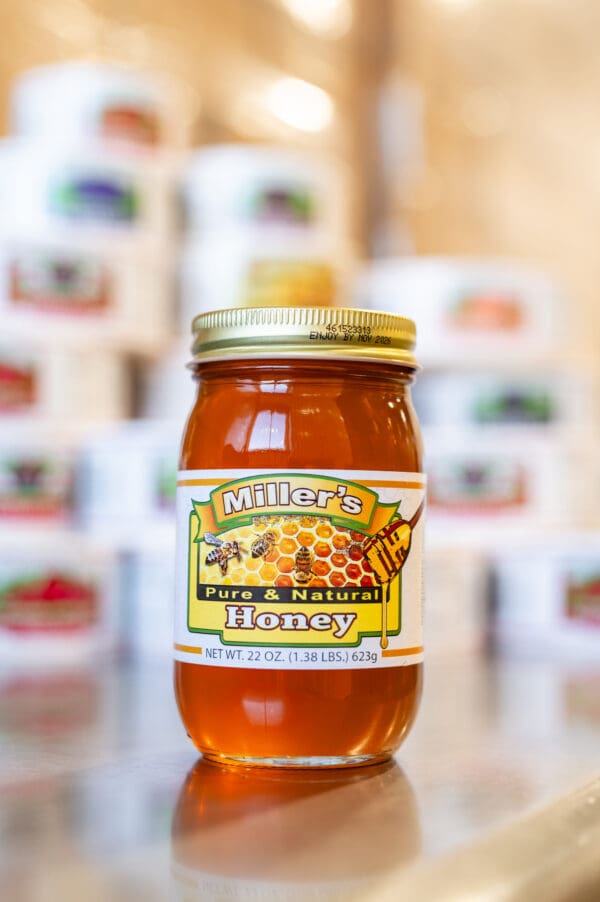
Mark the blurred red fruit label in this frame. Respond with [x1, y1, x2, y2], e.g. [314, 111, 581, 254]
[0, 572, 98, 633]
[0, 357, 37, 411]
[565, 572, 600, 628]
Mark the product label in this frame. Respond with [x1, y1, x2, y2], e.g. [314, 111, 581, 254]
[245, 185, 317, 225]
[473, 387, 554, 424]
[174, 470, 425, 669]
[0, 572, 98, 633]
[428, 459, 527, 511]
[50, 174, 139, 223]
[171, 862, 365, 901]
[565, 567, 600, 628]
[100, 104, 160, 146]
[0, 357, 37, 412]
[245, 261, 336, 308]
[9, 252, 111, 314]
[448, 291, 524, 331]
[0, 455, 73, 520]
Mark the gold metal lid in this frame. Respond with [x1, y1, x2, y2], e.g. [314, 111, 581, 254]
[191, 306, 418, 367]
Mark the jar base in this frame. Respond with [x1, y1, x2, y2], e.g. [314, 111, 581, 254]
[201, 752, 391, 769]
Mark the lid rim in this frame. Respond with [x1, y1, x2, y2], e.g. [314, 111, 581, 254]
[191, 305, 417, 367]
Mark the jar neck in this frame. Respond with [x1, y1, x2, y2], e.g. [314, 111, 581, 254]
[191, 357, 418, 387]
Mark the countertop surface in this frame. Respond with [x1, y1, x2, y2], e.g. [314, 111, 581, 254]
[1, 651, 599, 900]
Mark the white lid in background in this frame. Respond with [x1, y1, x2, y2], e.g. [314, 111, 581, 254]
[357, 256, 564, 300]
[11, 61, 196, 151]
[0, 224, 178, 263]
[180, 225, 355, 264]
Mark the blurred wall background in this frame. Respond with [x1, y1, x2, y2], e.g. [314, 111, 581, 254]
[388, 0, 600, 354]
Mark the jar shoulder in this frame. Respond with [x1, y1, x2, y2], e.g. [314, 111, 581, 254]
[180, 376, 423, 472]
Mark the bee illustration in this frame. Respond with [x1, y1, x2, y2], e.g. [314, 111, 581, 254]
[294, 546, 315, 584]
[337, 538, 366, 559]
[251, 529, 278, 559]
[203, 533, 243, 575]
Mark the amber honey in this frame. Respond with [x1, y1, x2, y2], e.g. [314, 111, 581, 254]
[174, 307, 424, 767]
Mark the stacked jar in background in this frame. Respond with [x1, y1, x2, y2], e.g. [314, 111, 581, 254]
[144, 144, 355, 426]
[0, 61, 187, 665]
[82, 143, 355, 660]
[7, 62, 597, 670]
[358, 257, 600, 660]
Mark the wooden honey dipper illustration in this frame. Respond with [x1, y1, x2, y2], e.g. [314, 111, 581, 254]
[363, 500, 425, 649]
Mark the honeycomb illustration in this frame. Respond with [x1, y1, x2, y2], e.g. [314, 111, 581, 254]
[201, 516, 376, 588]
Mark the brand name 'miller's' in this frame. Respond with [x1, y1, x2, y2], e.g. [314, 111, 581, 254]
[221, 481, 363, 516]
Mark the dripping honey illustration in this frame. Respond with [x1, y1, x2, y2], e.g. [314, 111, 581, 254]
[363, 501, 425, 649]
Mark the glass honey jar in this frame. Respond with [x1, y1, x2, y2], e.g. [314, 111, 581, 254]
[174, 306, 425, 767]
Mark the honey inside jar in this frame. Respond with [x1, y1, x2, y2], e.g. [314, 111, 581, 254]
[174, 307, 424, 767]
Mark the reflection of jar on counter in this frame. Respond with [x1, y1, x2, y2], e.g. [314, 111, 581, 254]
[0, 670, 99, 739]
[171, 758, 421, 901]
[174, 306, 425, 767]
